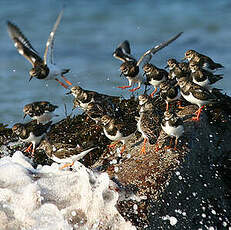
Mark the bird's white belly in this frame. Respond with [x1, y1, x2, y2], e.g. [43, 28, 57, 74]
[20, 132, 43, 147]
[193, 77, 209, 88]
[34, 112, 54, 124]
[149, 78, 165, 87]
[137, 118, 148, 139]
[162, 121, 184, 138]
[180, 91, 209, 107]
[103, 128, 123, 142]
[127, 74, 144, 86]
[46, 64, 61, 80]
[79, 98, 95, 110]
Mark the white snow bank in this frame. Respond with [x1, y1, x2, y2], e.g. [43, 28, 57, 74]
[0, 151, 136, 230]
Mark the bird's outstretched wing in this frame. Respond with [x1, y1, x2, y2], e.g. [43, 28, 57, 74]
[43, 10, 63, 65]
[113, 40, 136, 62]
[137, 32, 183, 66]
[7, 21, 43, 66]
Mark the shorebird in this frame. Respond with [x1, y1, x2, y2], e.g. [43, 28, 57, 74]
[183, 49, 223, 72]
[23, 101, 58, 124]
[100, 115, 136, 154]
[142, 63, 168, 97]
[12, 120, 52, 157]
[159, 80, 182, 111]
[165, 58, 190, 80]
[189, 62, 223, 90]
[47, 146, 96, 170]
[161, 111, 184, 150]
[177, 77, 217, 121]
[137, 95, 159, 154]
[7, 10, 72, 88]
[67, 85, 119, 111]
[113, 32, 183, 92]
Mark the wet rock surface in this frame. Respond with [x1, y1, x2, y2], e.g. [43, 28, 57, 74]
[1, 92, 231, 229]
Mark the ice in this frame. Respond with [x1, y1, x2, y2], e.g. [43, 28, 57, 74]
[0, 151, 136, 230]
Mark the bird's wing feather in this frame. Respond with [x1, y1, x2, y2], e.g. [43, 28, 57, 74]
[7, 21, 42, 66]
[43, 10, 63, 65]
[113, 40, 136, 62]
[137, 32, 183, 66]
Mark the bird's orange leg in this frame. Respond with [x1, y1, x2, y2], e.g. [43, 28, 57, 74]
[120, 144, 126, 154]
[61, 75, 72, 86]
[140, 138, 148, 154]
[150, 87, 157, 98]
[164, 138, 173, 149]
[192, 106, 204, 121]
[166, 102, 170, 111]
[118, 85, 131, 89]
[173, 138, 179, 151]
[129, 86, 140, 92]
[55, 78, 69, 89]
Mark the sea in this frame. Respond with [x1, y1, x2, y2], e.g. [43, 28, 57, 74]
[0, 0, 231, 126]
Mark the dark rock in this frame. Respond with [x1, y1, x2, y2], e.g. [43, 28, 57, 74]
[1, 92, 231, 229]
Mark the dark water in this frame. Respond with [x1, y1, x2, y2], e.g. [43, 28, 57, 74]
[0, 0, 230, 126]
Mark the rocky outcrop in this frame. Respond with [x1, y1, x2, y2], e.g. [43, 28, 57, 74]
[0, 92, 231, 229]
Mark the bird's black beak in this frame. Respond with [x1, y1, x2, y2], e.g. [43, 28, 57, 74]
[66, 91, 72, 95]
[165, 64, 169, 69]
[120, 72, 123, 77]
[29, 76, 33, 82]
[143, 72, 146, 76]
[23, 114, 27, 119]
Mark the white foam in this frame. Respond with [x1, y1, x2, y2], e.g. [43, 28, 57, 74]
[0, 151, 136, 230]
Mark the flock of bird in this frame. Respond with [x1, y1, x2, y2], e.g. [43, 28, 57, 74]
[8, 11, 224, 167]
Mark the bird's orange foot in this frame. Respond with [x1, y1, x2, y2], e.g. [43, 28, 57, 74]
[140, 145, 146, 154]
[164, 145, 172, 150]
[154, 144, 160, 152]
[25, 143, 33, 153]
[192, 116, 200, 121]
[176, 101, 184, 109]
[108, 141, 119, 149]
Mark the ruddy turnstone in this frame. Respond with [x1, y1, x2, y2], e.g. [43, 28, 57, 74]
[23, 101, 58, 124]
[7, 10, 72, 88]
[177, 77, 217, 121]
[47, 146, 96, 170]
[113, 32, 183, 92]
[85, 102, 107, 124]
[159, 80, 182, 111]
[142, 63, 168, 97]
[100, 115, 136, 153]
[165, 58, 190, 80]
[67, 85, 119, 111]
[137, 95, 158, 154]
[138, 94, 154, 114]
[161, 111, 184, 150]
[183, 50, 223, 72]
[12, 120, 52, 156]
[189, 62, 223, 90]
